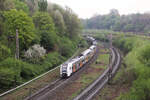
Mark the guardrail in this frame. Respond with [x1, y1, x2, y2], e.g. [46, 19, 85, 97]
[0, 48, 80, 97]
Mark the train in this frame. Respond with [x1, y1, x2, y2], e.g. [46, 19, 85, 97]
[60, 37, 97, 78]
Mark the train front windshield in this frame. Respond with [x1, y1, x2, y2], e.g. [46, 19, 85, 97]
[62, 64, 67, 73]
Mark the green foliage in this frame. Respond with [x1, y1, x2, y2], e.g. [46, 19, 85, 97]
[59, 37, 76, 58]
[20, 62, 39, 79]
[0, 16, 4, 36]
[79, 39, 88, 48]
[40, 31, 58, 51]
[0, 44, 11, 61]
[38, 0, 48, 12]
[25, 0, 38, 15]
[33, 12, 58, 51]
[3, 9, 36, 51]
[53, 10, 66, 36]
[33, 12, 55, 31]
[14, 0, 29, 13]
[0, 0, 82, 90]
[114, 36, 150, 100]
[44, 52, 65, 68]
[0, 58, 22, 87]
[63, 7, 81, 39]
[0, 68, 18, 87]
[82, 10, 150, 33]
[138, 44, 150, 66]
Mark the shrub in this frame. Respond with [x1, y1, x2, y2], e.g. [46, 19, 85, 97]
[138, 44, 150, 67]
[44, 52, 65, 68]
[0, 44, 11, 61]
[40, 31, 58, 51]
[0, 58, 22, 87]
[114, 36, 150, 100]
[24, 44, 46, 64]
[0, 68, 18, 88]
[21, 62, 39, 79]
[59, 37, 76, 58]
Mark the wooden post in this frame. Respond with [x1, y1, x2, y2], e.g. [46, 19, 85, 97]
[16, 29, 19, 59]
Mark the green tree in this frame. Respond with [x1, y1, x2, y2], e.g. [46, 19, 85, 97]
[38, 0, 48, 12]
[14, 0, 29, 13]
[40, 31, 58, 51]
[3, 9, 36, 51]
[25, 0, 38, 15]
[33, 12, 58, 51]
[53, 10, 66, 36]
[63, 7, 81, 39]
[33, 12, 55, 31]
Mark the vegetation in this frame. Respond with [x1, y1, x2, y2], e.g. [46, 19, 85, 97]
[0, 0, 82, 90]
[113, 36, 150, 100]
[82, 9, 150, 33]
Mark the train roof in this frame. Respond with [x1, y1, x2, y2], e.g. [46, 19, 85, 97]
[81, 49, 91, 56]
[89, 45, 96, 49]
[69, 57, 80, 64]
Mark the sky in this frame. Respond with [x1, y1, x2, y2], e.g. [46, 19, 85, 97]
[48, 0, 150, 19]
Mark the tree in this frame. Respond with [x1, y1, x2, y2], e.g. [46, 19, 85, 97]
[110, 9, 120, 16]
[3, 9, 36, 51]
[0, 0, 14, 11]
[38, 0, 48, 12]
[33, 12, 58, 51]
[14, 0, 29, 13]
[53, 10, 66, 36]
[63, 7, 81, 39]
[40, 31, 58, 51]
[33, 12, 55, 31]
[25, 0, 38, 15]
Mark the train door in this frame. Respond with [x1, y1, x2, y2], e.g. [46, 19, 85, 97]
[73, 64, 76, 72]
[80, 59, 83, 67]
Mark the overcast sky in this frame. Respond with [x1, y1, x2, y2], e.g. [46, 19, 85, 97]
[48, 0, 150, 19]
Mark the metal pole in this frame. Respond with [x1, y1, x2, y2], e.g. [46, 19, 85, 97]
[16, 29, 19, 59]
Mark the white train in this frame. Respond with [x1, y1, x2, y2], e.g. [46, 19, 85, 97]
[60, 38, 97, 78]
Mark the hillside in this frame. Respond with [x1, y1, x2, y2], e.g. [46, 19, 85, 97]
[0, 0, 83, 92]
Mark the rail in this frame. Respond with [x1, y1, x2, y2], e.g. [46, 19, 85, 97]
[0, 48, 80, 97]
[73, 47, 121, 100]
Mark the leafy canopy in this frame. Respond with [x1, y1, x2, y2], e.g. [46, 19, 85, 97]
[3, 9, 36, 50]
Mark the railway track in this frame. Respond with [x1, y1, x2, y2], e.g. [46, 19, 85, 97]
[25, 46, 100, 100]
[73, 47, 121, 100]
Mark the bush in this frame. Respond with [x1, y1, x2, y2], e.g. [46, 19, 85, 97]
[0, 68, 18, 87]
[21, 62, 39, 79]
[0, 58, 22, 87]
[0, 44, 11, 61]
[114, 36, 150, 100]
[138, 44, 150, 67]
[40, 31, 58, 51]
[0, 58, 41, 87]
[44, 52, 65, 68]
[59, 37, 76, 58]
[24, 44, 46, 64]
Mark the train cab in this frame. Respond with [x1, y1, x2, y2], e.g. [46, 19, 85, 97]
[60, 63, 68, 78]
